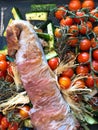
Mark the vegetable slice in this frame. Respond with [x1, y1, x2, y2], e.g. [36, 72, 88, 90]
[47, 23, 54, 49]
[11, 7, 23, 20]
[30, 4, 56, 12]
[25, 12, 48, 21]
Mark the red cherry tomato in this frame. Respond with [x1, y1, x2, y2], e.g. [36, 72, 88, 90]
[55, 6, 66, 20]
[0, 113, 3, 125]
[85, 75, 94, 88]
[58, 76, 71, 89]
[74, 11, 85, 24]
[0, 60, 8, 71]
[68, 25, 79, 36]
[0, 54, 6, 61]
[93, 26, 98, 35]
[60, 16, 73, 26]
[0, 71, 6, 79]
[92, 60, 98, 72]
[82, 0, 95, 10]
[89, 9, 98, 22]
[68, 0, 82, 11]
[8, 122, 18, 130]
[93, 49, 98, 61]
[76, 65, 89, 75]
[5, 74, 14, 83]
[74, 79, 85, 88]
[67, 36, 78, 47]
[19, 105, 30, 119]
[1, 117, 9, 129]
[48, 57, 59, 70]
[80, 39, 91, 51]
[91, 37, 98, 48]
[77, 52, 89, 63]
[61, 68, 74, 78]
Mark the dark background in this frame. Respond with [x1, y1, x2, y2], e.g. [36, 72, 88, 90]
[0, 0, 98, 129]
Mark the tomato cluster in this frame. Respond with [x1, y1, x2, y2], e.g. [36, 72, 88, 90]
[0, 105, 31, 130]
[0, 114, 18, 130]
[50, 0, 98, 89]
[0, 53, 14, 83]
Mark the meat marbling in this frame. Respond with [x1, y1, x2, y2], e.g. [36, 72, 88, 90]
[6, 20, 79, 130]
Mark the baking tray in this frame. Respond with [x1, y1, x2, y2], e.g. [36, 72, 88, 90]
[0, 0, 98, 130]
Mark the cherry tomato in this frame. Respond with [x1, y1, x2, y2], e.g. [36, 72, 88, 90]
[79, 21, 93, 35]
[93, 26, 98, 35]
[0, 54, 6, 61]
[80, 38, 91, 51]
[61, 68, 74, 78]
[92, 60, 98, 72]
[48, 57, 59, 70]
[54, 28, 62, 38]
[1, 117, 9, 129]
[68, 25, 79, 36]
[0, 125, 6, 130]
[91, 37, 98, 48]
[76, 65, 89, 75]
[0, 71, 6, 79]
[67, 36, 78, 47]
[74, 79, 85, 88]
[7, 65, 14, 76]
[58, 76, 71, 89]
[85, 75, 94, 88]
[55, 6, 66, 20]
[89, 9, 98, 22]
[5, 74, 14, 83]
[19, 105, 30, 119]
[8, 122, 18, 130]
[60, 16, 73, 26]
[93, 49, 98, 61]
[0, 60, 8, 71]
[0, 113, 3, 125]
[82, 0, 95, 10]
[77, 52, 89, 63]
[68, 0, 82, 11]
[74, 11, 85, 24]
[95, 75, 98, 87]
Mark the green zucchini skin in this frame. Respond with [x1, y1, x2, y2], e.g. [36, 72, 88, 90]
[45, 50, 57, 60]
[30, 4, 56, 12]
[11, 7, 23, 20]
[37, 32, 52, 41]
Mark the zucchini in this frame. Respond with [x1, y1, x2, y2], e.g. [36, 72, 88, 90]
[24, 119, 33, 128]
[11, 7, 23, 20]
[47, 23, 54, 49]
[25, 12, 48, 21]
[0, 49, 8, 55]
[84, 114, 98, 125]
[31, 4, 56, 12]
[0, 46, 8, 55]
[3, 18, 13, 37]
[37, 32, 52, 41]
[45, 50, 57, 60]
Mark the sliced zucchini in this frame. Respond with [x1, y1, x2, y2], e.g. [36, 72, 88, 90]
[11, 7, 23, 20]
[84, 114, 98, 125]
[25, 12, 48, 21]
[45, 50, 57, 60]
[47, 23, 54, 49]
[37, 32, 52, 41]
[0, 48, 8, 55]
[3, 18, 13, 37]
[31, 4, 56, 12]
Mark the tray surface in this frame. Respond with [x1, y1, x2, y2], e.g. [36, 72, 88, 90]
[0, 0, 98, 130]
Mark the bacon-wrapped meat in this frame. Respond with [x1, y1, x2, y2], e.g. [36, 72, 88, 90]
[6, 20, 79, 130]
